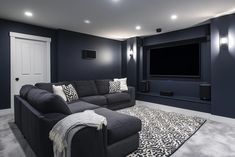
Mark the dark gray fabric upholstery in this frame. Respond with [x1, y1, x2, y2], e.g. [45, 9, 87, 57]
[126, 86, 135, 105]
[35, 82, 74, 93]
[105, 93, 131, 105]
[107, 134, 139, 157]
[68, 101, 100, 113]
[15, 84, 138, 157]
[107, 102, 134, 111]
[16, 96, 52, 157]
[35, 83, 54, 93]
[14, 96, 24, 131]
[105, 87, 136, 110]
[80, 95, 108, 106]
[27, 88, 71, 115]
[95, 108, 141, 145]
[95, 79, 111, 95]
[75, 81, 98, 97]
[71, 126, 107, 157]
[20, 85, 37, 99]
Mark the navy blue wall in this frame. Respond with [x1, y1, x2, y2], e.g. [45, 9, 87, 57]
[122, 37, 141, 87]
[56, 29, 122, 81]
[0, 20, 122, 110]
[139, 25, 211, 98]
[143, 25, 210, 46]
[0, 19, 57, 109]
[121, 41, 127, 77]
[211, 14, 235, 118]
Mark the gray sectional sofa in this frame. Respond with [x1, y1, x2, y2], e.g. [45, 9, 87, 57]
[14, 79, 141, 157]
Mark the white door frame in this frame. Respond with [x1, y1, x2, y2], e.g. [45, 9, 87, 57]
[10, 32, 51, 110]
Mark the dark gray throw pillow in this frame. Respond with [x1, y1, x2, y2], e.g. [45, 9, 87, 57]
[27, 88, 71, 115]
[35, 83, 54, 93]
[20, 85, 37, 99]
[95, 79, 111, 95]
[74, 81, 98, 97]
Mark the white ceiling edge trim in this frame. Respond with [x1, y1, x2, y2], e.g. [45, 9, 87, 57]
[214, 8, 235, 18]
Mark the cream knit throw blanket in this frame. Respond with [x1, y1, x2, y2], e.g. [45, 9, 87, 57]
[49, 110, 107, 157]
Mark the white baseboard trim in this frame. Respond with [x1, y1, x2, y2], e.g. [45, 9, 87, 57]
[137, 100, 235, 125]
[0, 108, 13, 116]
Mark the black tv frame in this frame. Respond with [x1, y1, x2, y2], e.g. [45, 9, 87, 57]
[148, 42, 201, 79]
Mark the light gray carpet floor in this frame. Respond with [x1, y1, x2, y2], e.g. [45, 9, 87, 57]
[1, 103, 235, 157]
[0, 114, 36, 157]
[172, 120, 235, 157]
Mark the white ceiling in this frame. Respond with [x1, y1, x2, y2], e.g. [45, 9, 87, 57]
[0, 0, 235, 40]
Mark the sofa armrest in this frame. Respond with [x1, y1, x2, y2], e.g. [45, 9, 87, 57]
[41, 113, 67, 127]
[40, 114, 107, 157]
[41, 115, 107, 157]
[71, 125, 107, 157]
[127, 86, 136, 105]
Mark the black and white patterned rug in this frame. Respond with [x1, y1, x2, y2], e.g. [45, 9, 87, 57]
[118, 106, 206, 157]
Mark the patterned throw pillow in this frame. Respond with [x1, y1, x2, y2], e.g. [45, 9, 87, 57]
[109, 81, 121, 93]
[62, 84, 79, 102]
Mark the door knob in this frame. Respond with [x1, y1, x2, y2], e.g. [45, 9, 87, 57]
[15, 78, 19, 81]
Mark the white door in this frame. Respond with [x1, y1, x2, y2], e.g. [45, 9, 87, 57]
[11, 32, 51, 109]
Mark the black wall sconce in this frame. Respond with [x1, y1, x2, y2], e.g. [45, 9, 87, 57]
[129, 41, 134, 57]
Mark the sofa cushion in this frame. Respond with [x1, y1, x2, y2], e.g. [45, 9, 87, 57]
[35, 82, 74, 93]
[20, 85, 37, 99]
[95, 79, 111, 95]
[27, 88, 71, 115]
[74, 81, 98, 97]
[105, 93, 131, 105]
[68, 101, 100, 113]
[94, 108, 141, 145]
[80, 95, 108, 106]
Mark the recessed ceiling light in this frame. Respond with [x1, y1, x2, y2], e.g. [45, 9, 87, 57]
[135, 25, 141, 30]
[171, 14, 178, 20]
[84, 20, 91, 24]
[24, 11, 33, 17]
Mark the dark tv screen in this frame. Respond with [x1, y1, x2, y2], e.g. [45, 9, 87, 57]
[150, 43, 200, 77]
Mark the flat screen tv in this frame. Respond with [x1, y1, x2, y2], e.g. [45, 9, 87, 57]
[149, 43, 200, 78]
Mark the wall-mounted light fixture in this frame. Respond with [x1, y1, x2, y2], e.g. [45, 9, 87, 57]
[129, 41, 134, 57]
[220, 37, 229, 45]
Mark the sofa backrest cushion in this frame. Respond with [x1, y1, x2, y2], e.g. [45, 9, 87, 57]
[20, 85, 37, 99]
[95, 79, 111, 95]
[26, 88, 72, 115]
[74, 81, 98, 97]
[35, 82, 74, 93]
